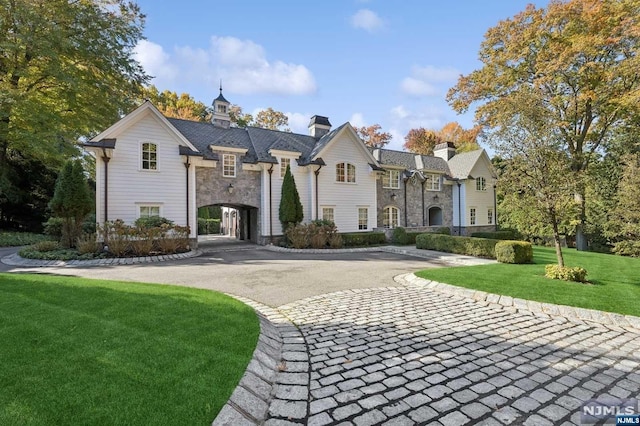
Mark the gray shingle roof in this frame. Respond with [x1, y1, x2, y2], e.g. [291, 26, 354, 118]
[373, 148, 449, 173]
[447, 149, 485, 179]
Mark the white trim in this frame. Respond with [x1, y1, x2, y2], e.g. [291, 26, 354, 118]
[222, 153, 237, 177]
[269, 149, 302, 158]
[139, 141, 159, 172]
[135, 203, 163, 219]
[210, 145, 248, 154]
[357, 206, 369, 230]
[382, 169, 400, 189]
[321, 206, 335, 222]
[312, 123, 380, 167]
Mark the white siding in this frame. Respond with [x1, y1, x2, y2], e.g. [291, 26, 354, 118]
[316, 133, 377, 233]
[452, 182, 467, 228]
[464, 160, 495, 227]
[100, 111, 195, 236]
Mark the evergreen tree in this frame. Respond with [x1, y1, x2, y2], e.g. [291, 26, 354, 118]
[49, 160, 93, 248]
[279, 165, 303, 232]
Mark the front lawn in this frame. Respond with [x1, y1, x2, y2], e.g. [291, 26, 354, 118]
[416, 246, 640, 317]
[0, 273, 259, 426]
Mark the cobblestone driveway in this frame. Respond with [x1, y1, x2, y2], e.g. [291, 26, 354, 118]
[265, 281, 640, 425]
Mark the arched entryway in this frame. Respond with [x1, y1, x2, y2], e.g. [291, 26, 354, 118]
[198, 203, 259, 243]
[428, 206, 443, 226]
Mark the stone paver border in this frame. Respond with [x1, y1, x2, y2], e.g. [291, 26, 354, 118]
[399, 273, 640, 331]
[0, 249, 201, 268]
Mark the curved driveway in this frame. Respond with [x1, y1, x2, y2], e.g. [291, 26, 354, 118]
[3, 242, 640, 425]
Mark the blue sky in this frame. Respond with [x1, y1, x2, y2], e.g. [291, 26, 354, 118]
[133, 0, 547, 151]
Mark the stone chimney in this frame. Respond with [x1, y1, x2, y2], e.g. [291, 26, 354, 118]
[308, 115, 331, 138]
[433, 142, 456, 161]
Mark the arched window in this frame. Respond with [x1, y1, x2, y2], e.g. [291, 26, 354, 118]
[336, 162, 356, 183]
[428, 207, 443, 226]
[383, 206, 400, 228]
[141, 142, 157, 170]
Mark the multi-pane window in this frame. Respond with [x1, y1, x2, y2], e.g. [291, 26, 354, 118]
[382, 170, 400, 189]
[322, 207, 334, 222]
[223, 154, 236, 177]
[358, 208, 368, 230]
[336, 162, 356, 183]
[425, 174, 440, 191]
[139, 205, 160, 218]
[217, 104, 227, 113]
[488, 208, 494, 225]
[280, 158, 291, 178]
[470, 207, 477, 225]
[476, 176, 487, 191]
[141, 142, 157, 170]
[383, 206, 400, 229]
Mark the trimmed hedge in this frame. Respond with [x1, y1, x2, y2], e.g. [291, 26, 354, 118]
[545, 264, 588, 283]
[470, 230, 517, 240]
[495, 240, 533, 264]
[342, 232, 386, 247]
[416, 233, 498, 258]
[197, 218, 221, 235]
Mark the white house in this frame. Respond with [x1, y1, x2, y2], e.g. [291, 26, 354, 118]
[82, 91, 496, 245]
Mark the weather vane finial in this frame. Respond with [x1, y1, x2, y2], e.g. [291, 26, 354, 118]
[219, 79, 223, 94]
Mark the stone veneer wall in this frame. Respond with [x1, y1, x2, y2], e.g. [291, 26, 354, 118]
[195, 155, 262, 241]
[376, 177, 453, 229]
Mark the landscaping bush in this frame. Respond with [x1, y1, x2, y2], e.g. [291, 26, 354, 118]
[197, 218, 220, 235]
[135, 216, 173, 229]
[43, 217, 64, 238]
[329, 233, 343, 248]
[544, 264, 588, 283]
[0, 231, 48, 247]
[32, 240, 60, 252]
[285, 224, 308, 249]
[392, 227, 408, 245]
[612, 240, 640, 258]
[342, 232, 386, 247]
[471, 230, 518, 240]
[432, 227, 451, 235]
[416, 233, 498, 258]
[76, 234, 99, 255]
[495, 240, 533, 264]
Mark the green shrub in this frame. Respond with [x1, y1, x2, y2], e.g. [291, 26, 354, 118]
[197, 218, 221, 235]
[406, 232, 422, 245]
[43, 217, 64, 238]
[342, 232, 386, 247]
[135, 216, 173, 229]
[392, 227, 408, 245]
[544, 264, 588, 283]
[471, 230, 517, 240]
[433, 227, 451, 235]
[495, 240, 533, 264]
[0, 231, 48, 247]
[612, 240, 640, 257]
[32, 240, 60, 252]
[416, 233, 498, 258]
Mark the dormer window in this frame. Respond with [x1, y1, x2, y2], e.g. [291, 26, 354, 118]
[141, 142, 157, 170]
[336, 162, 356, 183]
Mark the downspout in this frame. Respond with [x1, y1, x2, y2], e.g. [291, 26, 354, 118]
[457, 181, 462, 236]
[184, 156, 191, 234]
[101, 149, 110, 243]
[493, 183, 498, 231]
[314, 165, 323, 220]
[268, 164, 274, 242]
[421, 179, 425, 226]
[403, 177, 408, 227]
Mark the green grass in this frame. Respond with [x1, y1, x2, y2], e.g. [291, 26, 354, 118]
[416, 246, 640, 317]
[0, 231, 48, 247]
[0, 273, 259, 426]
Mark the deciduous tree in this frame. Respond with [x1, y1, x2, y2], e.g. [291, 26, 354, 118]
[403, 128, 441, 155]
[447, 0, 640, 250]
[438, 122, 481, 153]
[0, 0, 147, 229]
[140, 85, 209, 121]
[355, 124, 392, 149]
[229, 105, 254, 128]
[255, 107, 290, 131]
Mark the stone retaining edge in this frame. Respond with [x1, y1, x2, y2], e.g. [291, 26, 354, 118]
[397, 273, 640, 332]
[0, 249, 202, 267]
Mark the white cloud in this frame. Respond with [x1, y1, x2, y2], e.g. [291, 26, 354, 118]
[349, 112, 367, 128]
[351, 9, 384, 32]
[400, 65, 460, 97]
[134, 36, 316, 96]
[134, 40, 178, 86]
[388, 104, 447, 147]
[285, 112, 310, 134]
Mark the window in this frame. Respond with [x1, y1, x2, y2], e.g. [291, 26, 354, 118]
[336, 162, 356, 183]
[470, 207, 477, 225]
[139, 205, 160, 218]
[217, 104, 227, 113]
[322, 207, 334, 222]
[280, 158, 291, 178]
[383, 206, 400, 229]
[382, 170, 400, 189]
[358, 208, 368, 230]
[223, 154, 236, 177]
[141, 142, 157, 170]
[425, 174, 440, 191]
[476, 176, 487, 191]
[488, 208, 494, 225]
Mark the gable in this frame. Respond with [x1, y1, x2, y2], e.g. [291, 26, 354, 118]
[311, 123, 379, 167]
